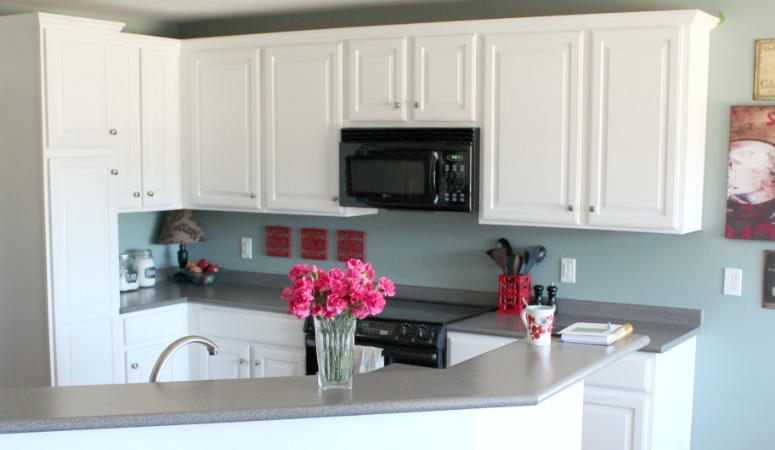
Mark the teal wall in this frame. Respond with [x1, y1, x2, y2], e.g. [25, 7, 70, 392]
[99, 0, 775, 448]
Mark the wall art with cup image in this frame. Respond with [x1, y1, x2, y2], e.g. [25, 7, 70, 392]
[726, 106, 775, 241]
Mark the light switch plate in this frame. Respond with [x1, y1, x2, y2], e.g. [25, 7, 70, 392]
[240, 237, 252, 259]
[560, 258, 576, 283]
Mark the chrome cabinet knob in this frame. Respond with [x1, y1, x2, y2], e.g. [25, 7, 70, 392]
[568, 205, 574, 212]
[589, 205, 595, 213]
[239, 358, 247, 365]
[133, 192, 141, 198]
[131, 363, 139, 369]
[394, 102, 401, 109]
[414, 101, 420, 108]
[109, 129, 118, 135]
[332, 196, 339, 202]
[255, 360, 261, 366]
[147, 191, 154, 197]
[110, 169, 118, 176]
[250, 193, 257, 199]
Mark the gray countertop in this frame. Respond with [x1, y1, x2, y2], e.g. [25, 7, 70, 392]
[0, 334, 649, 434]
[449, 299, 702, 353]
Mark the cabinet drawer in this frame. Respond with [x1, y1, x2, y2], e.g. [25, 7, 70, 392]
[194, 306, 304, 348]
[123, 305, 187, 347]
[584, 351, 654, 392]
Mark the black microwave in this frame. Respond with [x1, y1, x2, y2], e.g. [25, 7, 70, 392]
[339, 128, 479, 212]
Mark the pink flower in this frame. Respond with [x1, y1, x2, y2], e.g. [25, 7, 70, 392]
[378, 277, 396, 297]
[281, 259, 395, 320]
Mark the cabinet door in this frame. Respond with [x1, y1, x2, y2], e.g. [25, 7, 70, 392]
[138, 45, 181, 210]
[44, 28, 116, 150]
[190, 49, 261, 210]
[587, 27, 680, 231]
[583, 386, 650, 450]
[263, 42, 344, 214]
[480, 31, 582, 226]
[48, 157, 123, 385]
[253, 345, 305, 378]
[348, 37, 406, 121]
[413, 34, 476, 122]
[201, 340, 251, 380]
[125, 343, 189, 383]
[113, 42, 143, 210]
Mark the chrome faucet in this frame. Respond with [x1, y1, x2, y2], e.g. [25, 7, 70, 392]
[149, 335, 218, 383]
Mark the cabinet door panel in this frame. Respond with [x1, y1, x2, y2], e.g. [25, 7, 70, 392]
[201, 340, 251, 381]
[139, 46, 180, 209]
[190, 49, 260, 209]
[113, 42, 143, 210]
[481, 31, 582, 225]
[583, 386, 650, 450]
[45, 28, 115, 150]
[348, 38, 406, 121]
[48, 157, 122, 385]
[264, 43, 343, 214]
[414, 34, 476, 121]
[125, 343, 189, 384]
[588, 27, 680, 230]
[253, 346, 305, 378]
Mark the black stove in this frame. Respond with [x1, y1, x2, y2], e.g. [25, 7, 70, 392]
[304, 299, 493, 374]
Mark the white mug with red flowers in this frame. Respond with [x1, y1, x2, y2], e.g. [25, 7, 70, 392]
[520, 305, 555, 346]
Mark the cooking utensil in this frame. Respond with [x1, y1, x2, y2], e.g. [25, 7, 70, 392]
[496, 238, 514, 273]
[486, 247, 509, 274]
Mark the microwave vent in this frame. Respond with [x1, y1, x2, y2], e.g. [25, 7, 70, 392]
[341, 128, 478, 143]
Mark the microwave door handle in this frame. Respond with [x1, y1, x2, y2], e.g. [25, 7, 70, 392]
[431, 151, 440, 204]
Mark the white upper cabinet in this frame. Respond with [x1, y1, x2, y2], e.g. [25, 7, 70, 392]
[44, 26, 120, 151]
[114, 35, 181, 212]
[347, 34, 476, 123]
[263, 42, 374, 216]
[480, 11, 717, 234]
[481, 31, 583, 226]
[188, 48, 261, 210]
[587, 26, 682, 231]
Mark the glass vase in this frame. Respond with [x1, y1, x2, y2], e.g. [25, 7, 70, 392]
[314, 315, 356, 390]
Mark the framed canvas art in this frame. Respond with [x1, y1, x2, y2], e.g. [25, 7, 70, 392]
[726, 106, 775, 241]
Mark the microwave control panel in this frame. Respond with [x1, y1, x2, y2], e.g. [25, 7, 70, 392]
[440, 153, 471, 207]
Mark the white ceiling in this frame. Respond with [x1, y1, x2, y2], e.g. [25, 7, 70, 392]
[3, 0, 452, 22]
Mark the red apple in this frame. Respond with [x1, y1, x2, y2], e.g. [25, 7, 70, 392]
[198, 258, 209, 269]
[205, 264, 219, 273]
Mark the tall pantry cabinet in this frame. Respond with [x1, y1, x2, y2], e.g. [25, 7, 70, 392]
[0, 13, 126, 386]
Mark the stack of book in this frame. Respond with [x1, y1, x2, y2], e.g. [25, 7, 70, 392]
[558, 322, 633, 345]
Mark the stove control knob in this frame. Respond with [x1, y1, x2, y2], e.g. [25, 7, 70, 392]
[416, 325, 428, 341]
[399, 323, 411, 338]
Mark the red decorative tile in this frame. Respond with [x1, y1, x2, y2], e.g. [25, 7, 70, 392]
[301, 228, 327, 260]
[265, 226, 290, 257]
[337, 230, 365, 261]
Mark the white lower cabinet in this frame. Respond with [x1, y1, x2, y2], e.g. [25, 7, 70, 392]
[191, 305, 305, 380]
[122, 304, 190, 383]
[447, 332, 697, 450]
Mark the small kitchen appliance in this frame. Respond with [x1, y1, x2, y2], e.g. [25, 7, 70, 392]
[304, 298, 493, 374]
[339, 128, 479, 212]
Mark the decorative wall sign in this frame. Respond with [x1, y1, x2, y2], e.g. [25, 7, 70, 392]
[337, 230, 365, 261]
[265, 226, 291, 257]
[764, 250, 775, 309]
[301, 228, 327, 260]
[755, 40, 775, 100]
[726, 106, 775, 241]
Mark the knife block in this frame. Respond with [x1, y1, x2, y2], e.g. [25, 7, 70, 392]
[497, 274, 531, 315]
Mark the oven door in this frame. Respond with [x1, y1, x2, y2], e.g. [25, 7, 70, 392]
[304, 335, 445, 375]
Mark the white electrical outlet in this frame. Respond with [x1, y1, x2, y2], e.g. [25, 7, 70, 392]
[560, 258, 576, 283]
[240, 238, 252, 259]
[723, 268, 742, 296]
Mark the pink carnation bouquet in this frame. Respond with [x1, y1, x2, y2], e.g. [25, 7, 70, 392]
[281, 258, 396, 321]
